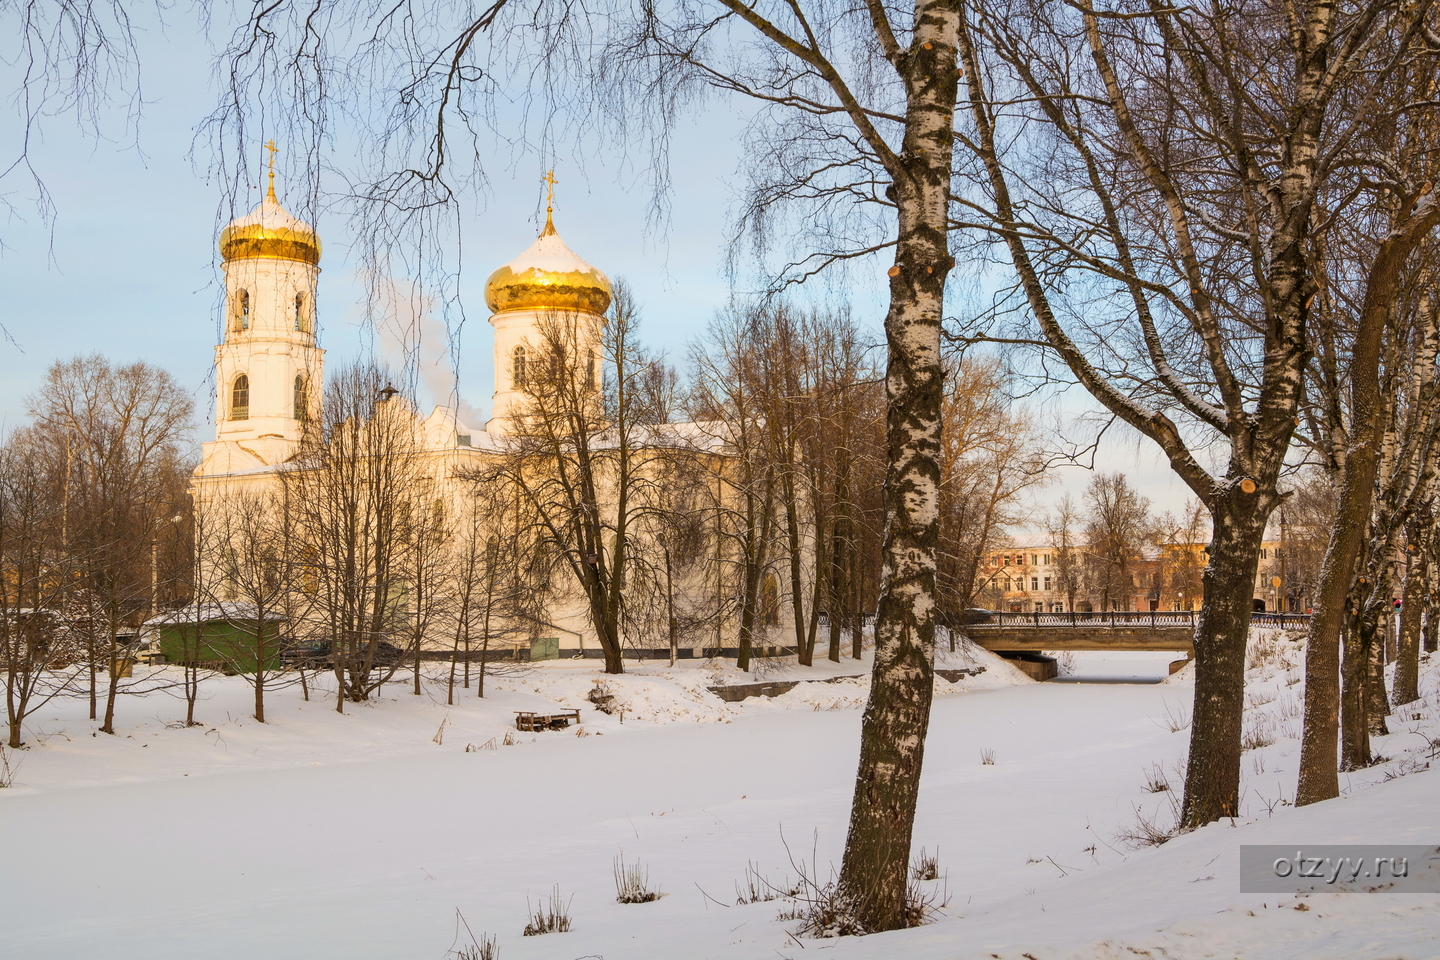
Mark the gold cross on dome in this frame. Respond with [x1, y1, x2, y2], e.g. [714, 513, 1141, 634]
[264, 139, 279, 198]
[543, 169, 558, 212]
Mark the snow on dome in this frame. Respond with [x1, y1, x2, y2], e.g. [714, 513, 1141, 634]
[484, 216, 612, 315]
[219, 184, 322, 265]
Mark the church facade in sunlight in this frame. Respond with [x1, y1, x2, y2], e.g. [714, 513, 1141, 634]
[195, 168, 611, 479]
[189, 167, 775, 662]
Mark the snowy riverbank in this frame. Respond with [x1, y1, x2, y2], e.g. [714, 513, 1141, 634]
[1, 631, 1436, 958]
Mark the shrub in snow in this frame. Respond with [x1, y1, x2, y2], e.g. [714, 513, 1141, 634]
[734, 861, 801, 905]
[613, 855, 661, 903]
[1141, 763, 1171, 793]
[588, 680, 618, 714]
[447, 911, 497, 960]
[522, 886, 572, 936]
[911, 847, 940, 881]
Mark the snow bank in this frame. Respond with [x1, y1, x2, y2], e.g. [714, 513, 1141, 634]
[4, 628, 1438, 959]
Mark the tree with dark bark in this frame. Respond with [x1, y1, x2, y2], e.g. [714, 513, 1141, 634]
[484, 285, 686, 675]
[1081, 474, 1153, 613]
[24, 356, 194, 735]
[0, 431, 83, 748]
[954, 0, 1440, 829]
[281, 364, 431, 710]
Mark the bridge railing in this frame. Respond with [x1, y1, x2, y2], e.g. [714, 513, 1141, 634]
[1249, 612, 1312, 630]
[976, 611, 1312, 629]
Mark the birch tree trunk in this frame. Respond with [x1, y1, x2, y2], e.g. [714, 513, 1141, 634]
[834, 0, 960, 930]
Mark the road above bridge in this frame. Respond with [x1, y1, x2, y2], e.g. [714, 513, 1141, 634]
[961, 612, 1308, 655]
[965, 625, 1195, 653]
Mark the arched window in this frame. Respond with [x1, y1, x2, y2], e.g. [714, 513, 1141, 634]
[585, 352, 597, 392]
[293, 375, 307, 420]
[236, 290, 251, 331]
[760, 574, 780, 626]
[231, 374, 250, 420]
[512, 345, 527, 387]
[294, 293, 306, 332]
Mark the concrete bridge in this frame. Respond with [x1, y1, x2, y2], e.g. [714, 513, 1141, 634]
[963, 611, 1310, 656]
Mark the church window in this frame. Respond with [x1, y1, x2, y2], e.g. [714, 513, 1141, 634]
[237, 290, 251, 331]
[294, 293, 306, 331]
[293, 375, 307, 420]
[231, 374, 250, 420]
[760, 574, 780, 626]
[513, 345, 528, 387]
[585, 352, 597, 392]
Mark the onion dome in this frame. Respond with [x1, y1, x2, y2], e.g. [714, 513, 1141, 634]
[485, 214, 612, 315]
[219, 172, 321, 266]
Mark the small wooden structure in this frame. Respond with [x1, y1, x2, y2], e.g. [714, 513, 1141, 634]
[514, 709, 581, 731]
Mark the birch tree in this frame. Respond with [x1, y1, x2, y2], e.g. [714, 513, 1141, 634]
[954, 0, 1440, 828]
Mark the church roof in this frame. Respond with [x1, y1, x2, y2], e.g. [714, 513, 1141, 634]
[485, 214, 611, 315]
[219, 177, 321, 265]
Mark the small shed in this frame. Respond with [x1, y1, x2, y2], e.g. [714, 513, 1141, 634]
[144, 604, 287, 673]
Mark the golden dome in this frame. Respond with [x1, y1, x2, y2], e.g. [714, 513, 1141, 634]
[219, 177, 321, 266]
[485, 215, 611, 315]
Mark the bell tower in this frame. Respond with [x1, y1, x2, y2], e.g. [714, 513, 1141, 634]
[203, 142, 325, 469]
[484, 171, 611, 436]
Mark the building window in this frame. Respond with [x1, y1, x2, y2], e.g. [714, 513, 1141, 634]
[294, 293, 306, 331]
[1260, 548, 1268, 560]
[1031, 577, 1039, 590]
[231, 374, 250, 420]
[236, 290, 250, 331]
[1044, 576, 1051, 590]
[760, 574, 780, 626]
[1035, 602, 1044, 613]
[513, 345, 527, 388]
[585, 352, 597, 392]
[1043, 554, 1050, 564]
[293, 375, 307, 420]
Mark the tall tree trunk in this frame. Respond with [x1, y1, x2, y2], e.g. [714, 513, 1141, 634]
[1394, 548, 1424, 704]
[786, 478, 811, 665]
[1298, 193, 1440, 804]
[835, 0, 958, 929]
[1178, 494, 1268, 828]
[1425, 549, 1439, 654]
[1340, 611, 1373, 770]
[1364, 607, 1391, 735]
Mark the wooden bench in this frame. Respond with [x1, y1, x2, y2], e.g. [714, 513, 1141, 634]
[514, 709, 582, 732]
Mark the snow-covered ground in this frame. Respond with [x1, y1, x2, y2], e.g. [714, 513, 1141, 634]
[2, 632, 1437, 959]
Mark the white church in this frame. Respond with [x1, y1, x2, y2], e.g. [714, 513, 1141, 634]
[189, 165, 765, 662]
[197, 167, 612, 477]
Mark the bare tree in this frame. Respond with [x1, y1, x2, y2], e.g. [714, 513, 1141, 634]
[282, 364, 429, 710]
[441, 485, 542, 701]
[0, 430, 83, 747]
[24, 355, 194, 734]
[1082, 474, 1153, 613]
[1393, 503, 1431, 707]
[485, 284, 685, 674]
[690, 308, 782, 671]
[936, 355, 1043, 632]
[195, 488, 298, 723]
[953, 0, 1440, 827]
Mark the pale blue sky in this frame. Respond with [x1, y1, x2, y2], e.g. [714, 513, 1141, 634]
[0, 6, 1195, 519]
[0, 8, 844, 440]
